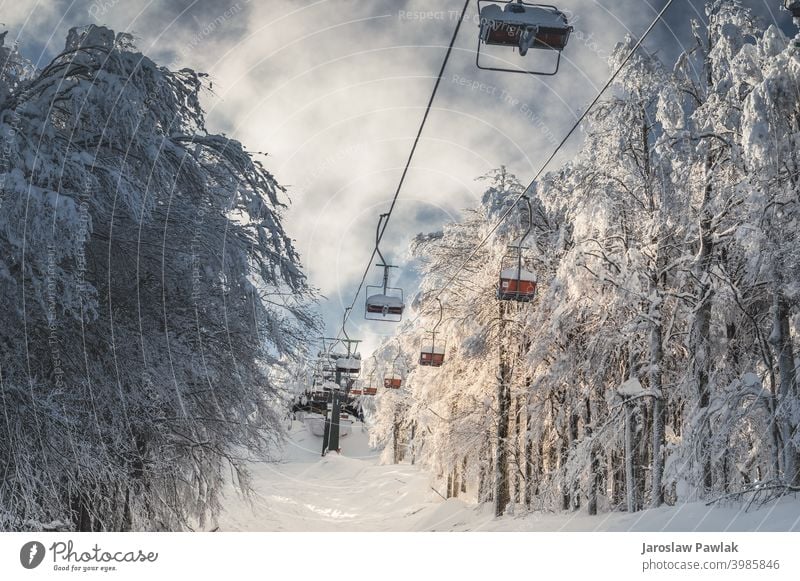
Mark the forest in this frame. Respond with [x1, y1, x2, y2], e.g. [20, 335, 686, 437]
[1, 1, 799, 533]
[368, 2, 800, 517]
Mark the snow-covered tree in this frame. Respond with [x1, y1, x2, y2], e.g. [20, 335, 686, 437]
[374, 1, 800, 517]
[0, 25, 316, 531]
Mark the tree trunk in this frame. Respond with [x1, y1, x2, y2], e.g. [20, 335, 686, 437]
[561, 425, 570, 511]
[586, 396, 599, 516]
[392, 413, 401, 464]
[569, 410, 580, 510]
[495, 301, 512, 517]
[689, 150, 716, 495]
[770, 285, 800, 485]
[410, 421, 416, 465]
[479, 432, 494, 503]
[71, 491, 94, 532]
[638, 402, 650, 510]
[650, 302, 665, 507]
[624, 398, 638, 512]
[524, 405, 534, 508]
[513, 394, 523, 503]
[611, 449, 625, 509]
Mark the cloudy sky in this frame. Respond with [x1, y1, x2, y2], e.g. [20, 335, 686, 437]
[3, 0, 795, 355]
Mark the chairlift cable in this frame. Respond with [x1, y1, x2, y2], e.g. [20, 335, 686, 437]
[330, 0, 674, 361]
[335, 0, 472, 340]
[409, 0, 675, 325]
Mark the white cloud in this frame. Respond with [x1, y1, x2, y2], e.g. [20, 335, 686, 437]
[5, 0, 793, 355]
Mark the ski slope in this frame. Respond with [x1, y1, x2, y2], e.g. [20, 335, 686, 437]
[216, 421, 800, 532]
[216, 421, 445, 531]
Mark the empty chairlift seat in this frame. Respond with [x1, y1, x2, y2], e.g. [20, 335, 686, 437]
[365, 213, 406, 322]
[321, 380, 339, 392]
[479, 2, 572, 56]
[335, 356, 361, 375]
[419, 345, 445, 367]
[384, 373, 402, 389]
[366, 293, 405, 317]
[498, 267, 537, 301]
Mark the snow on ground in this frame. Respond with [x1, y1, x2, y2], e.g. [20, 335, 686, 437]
[216, 421, 444, 531]
[216, 421, 800, 532]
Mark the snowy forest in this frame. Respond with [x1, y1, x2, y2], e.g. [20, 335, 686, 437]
[369, 2, 800, 517]
[0, 26, 316, 531]
[2, 0, 800, 535]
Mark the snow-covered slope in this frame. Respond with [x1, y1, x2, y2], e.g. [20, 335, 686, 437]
[217, 421, 444, 531]
[216, 422, 800, 532]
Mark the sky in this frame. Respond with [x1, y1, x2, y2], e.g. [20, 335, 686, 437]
[2, 0, 796, 356]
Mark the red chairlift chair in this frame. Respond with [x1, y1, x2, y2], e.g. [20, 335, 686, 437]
[384, 374, 403, 389]
[384, 342, 406, 388]
[498, 195, 538, 303]
[419, 298, 446, 367]
[361, 356, 380, 396]
[419, 344, 445, 367]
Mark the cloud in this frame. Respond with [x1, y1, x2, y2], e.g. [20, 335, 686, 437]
[4, 0, 795, 356]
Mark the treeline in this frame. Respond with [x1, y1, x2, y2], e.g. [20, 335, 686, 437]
[372, 2, 800, 515]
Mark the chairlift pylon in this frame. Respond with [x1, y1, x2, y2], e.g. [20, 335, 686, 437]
[477, 0, 573, 76]
[419, 298, 446, 367]
[366, 213, 405, 322]
[498, 195, 538, 303]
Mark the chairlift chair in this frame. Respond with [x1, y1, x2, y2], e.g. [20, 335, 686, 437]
[366, 292, 404, 320]
[497, 195, 538, 303]
[365, 214, 405, 322]
[384, 373, 403, 389]
[477, 0, 573, 75]
[362, 356, 379, 395]
[384, 340, 406, 387]
[499, 266, 537, 300]
[419, 343, 445, 367]
[332, 308, 362, 376]
[335, 354, 362, 375]
[419, 298, 446, 367]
